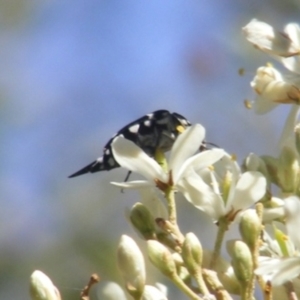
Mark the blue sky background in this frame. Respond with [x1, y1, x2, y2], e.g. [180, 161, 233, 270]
[1, 0, 299, 298]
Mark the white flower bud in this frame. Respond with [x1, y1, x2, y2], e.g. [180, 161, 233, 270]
[239, 209, 261, 251]
[278, 145, 300, 193]
[181, 233, 203, 275]
[141, 285, 168, 300]
[171, 252, 184, 266]
[147, 240, 176, 277]
[227, 240, 253, 285]
[129, 203, 156, 240]
[117, 235, 145, 297]
[154, 283, 168, 297]
[243, 153, 270, 184]
[97, 281, 127, 300]
[261, 155, 280, 186]
[29, 270, 61, 300]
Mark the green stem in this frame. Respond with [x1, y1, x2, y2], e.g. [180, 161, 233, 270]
[164, 187, 185, 246]
[202, 269, 233, 300]
[210, 217, 228, 269]
[244, 204, 263, 300]
[154, 149, 177, 225]
[171, 273, 203, 300]
[193, 271, 210, 296]
[255, 203, 269, 300]
[240, 284, 248, 300]
[244, 260, 256, 300]
[154, 148, 168, 172]
[165, 186, 177, 225]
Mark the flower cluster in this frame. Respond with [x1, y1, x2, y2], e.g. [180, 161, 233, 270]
[28, 18, 300, 300]
[242, 18, 300, 299]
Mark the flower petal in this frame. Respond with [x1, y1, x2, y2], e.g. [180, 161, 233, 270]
[175, 149, 225, 183]
[284, 23, 300, 48]
[111, 180, 152, 189]
[285, 196, 300, 249]
[281, 23, 300, 73]
[251, 66, 292, 114]
[262, 207, 285, 223]
[256, 257, 300, 286]
[214, 154, 240, 180]
[178, 173, 225, 220]
[139, 187, 168, 219]
[226, 171, 266, 214]
[255, 257, 281, 276]
[254, 95, 279, 114]
[282, 56, 300, 74]
[271, 257, 300, 286]
[243, 19, 300, 57]
[169, 124, 205, 181]
[279, 105, 300, 149]
[112, 136, 166, 182]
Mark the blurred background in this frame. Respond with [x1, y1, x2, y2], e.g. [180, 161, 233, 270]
[1, 0, 300, 298]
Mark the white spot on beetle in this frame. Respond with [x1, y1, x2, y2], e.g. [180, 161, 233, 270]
[180, 119, 189, 126]
[144, 120, 151, 127]
[96, 157, 103, 163]
[129, 124, 139, 133]
[147, 113, 153, 119]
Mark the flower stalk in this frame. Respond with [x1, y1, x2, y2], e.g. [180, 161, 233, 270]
[210, 216, 229, 270]
[169, 272, 204, 300]
[165, 185, 177, 225]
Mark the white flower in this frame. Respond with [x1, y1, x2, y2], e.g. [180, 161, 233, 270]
[111, 123, 224, 193]
[243, 19, 300, 120]
[250, 64, 300, 148]
[250, 65, 300, 114]
[179, 155, 267, 221]
[284, 196, 300, 249]
[281, 23, 300, 73]
[256, 196, 300, 286]
[256, 256, 300, 286]
[243, 19, 300, 59]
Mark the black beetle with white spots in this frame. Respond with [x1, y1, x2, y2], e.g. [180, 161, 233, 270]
[69, 110, 192, 178]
